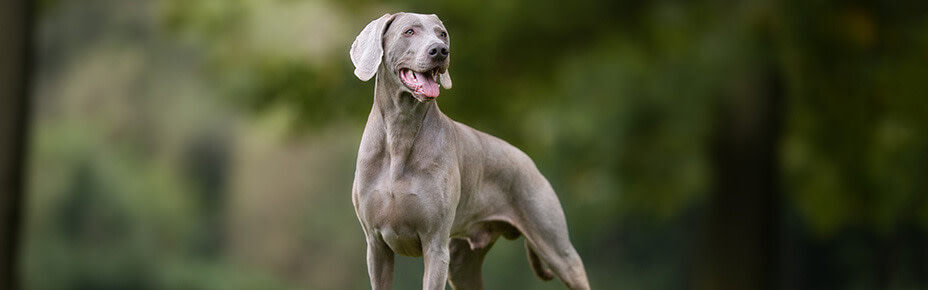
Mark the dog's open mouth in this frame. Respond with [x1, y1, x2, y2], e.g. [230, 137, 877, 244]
[399, 68, 441, 99]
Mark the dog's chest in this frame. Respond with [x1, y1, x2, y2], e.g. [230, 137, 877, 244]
[355, 157, 453, 213]
[355, 167, 456, 252]
[354, 140, 459, 231]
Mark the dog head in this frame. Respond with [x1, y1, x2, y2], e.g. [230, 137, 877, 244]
[350, 12, 452, 102]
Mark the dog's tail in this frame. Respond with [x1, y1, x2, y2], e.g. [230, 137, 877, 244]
[525, 240, 555, 281]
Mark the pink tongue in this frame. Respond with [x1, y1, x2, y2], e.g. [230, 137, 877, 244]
[412, 71, 440, 98]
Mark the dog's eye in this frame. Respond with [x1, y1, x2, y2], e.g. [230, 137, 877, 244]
[405, 29, 414, 35]
[439, 31, 447, 38]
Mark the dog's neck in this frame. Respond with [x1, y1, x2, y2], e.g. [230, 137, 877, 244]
[372, 65, 440, 176]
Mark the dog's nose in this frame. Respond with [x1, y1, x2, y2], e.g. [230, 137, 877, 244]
[428, 43, 449, 61]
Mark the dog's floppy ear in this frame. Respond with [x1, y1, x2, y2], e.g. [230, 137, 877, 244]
[350, 13, 395, 81]
[440, 70, 452, 89]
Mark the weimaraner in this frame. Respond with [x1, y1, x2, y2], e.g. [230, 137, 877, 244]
[350, 12, 590, 290]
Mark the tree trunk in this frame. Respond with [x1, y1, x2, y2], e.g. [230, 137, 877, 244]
[0, 0, 32, 289]
[697, 59, 784, 290]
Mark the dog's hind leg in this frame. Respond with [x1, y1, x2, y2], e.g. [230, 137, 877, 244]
[448, 238, 497, 290]
[515, 184, 590, 290]
[521, 221, 589, 289]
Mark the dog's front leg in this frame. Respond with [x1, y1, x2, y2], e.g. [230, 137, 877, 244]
[367, 236, 395, 290]
[422, 237, 450, 290]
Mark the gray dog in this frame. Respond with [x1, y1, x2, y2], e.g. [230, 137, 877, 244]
[350, 12, 590, 290]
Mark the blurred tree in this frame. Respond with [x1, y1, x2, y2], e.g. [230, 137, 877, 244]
[776, 1, 928, 288]
[699, 28, 785, 290]
[0, 0, 32, 289]
[183, 127, 233, 258]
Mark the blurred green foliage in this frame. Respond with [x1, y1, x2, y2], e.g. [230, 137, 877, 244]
[23, 0, 928, 289]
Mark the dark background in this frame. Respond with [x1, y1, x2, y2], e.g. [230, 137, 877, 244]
[2, 0, 927, 289]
